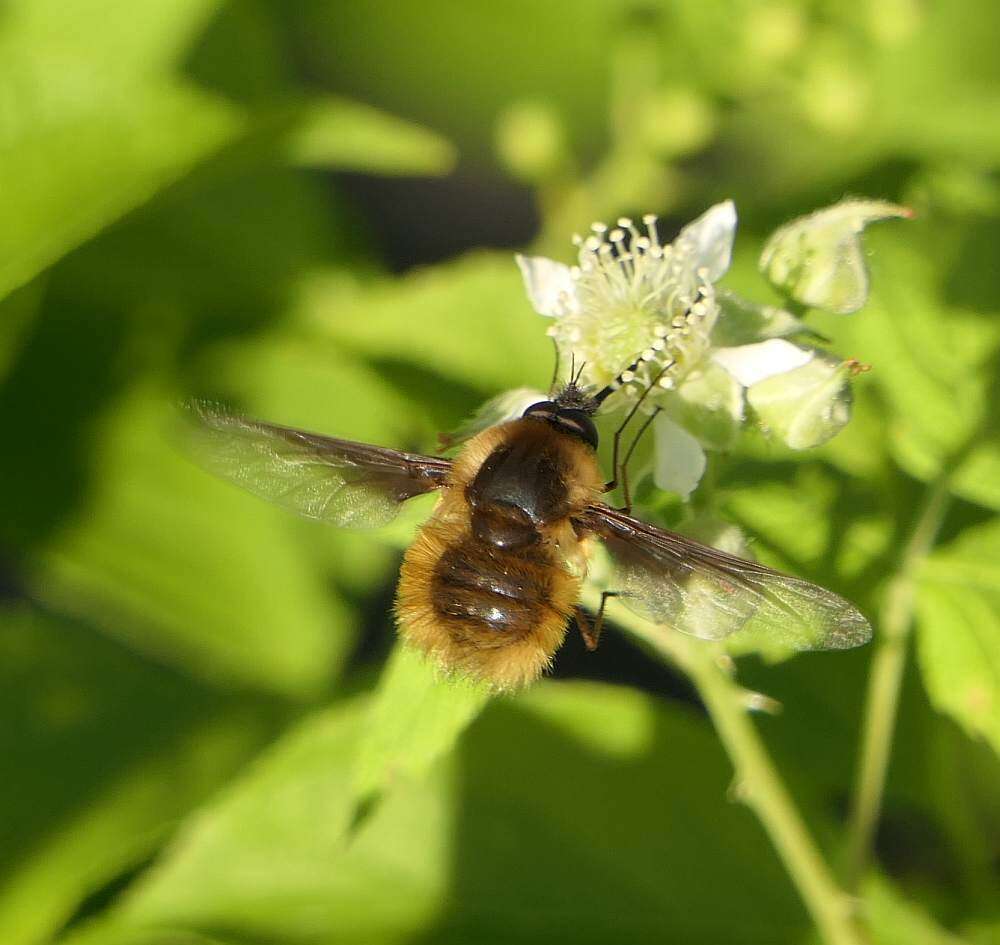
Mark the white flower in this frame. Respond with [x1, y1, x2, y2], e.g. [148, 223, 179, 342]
[516, 200, 859, 496]
[518, 201, 737, 403]
[712, 339, 813, 388]
[653, 414, 706, 500]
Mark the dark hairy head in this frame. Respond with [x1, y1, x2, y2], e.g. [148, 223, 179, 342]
[527, 336, 686, 448]
[522, 394, 599, 449]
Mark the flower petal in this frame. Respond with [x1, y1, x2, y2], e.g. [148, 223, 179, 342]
[669, 361, 744, 450]
[675, 199, 737, 282]
[712, 339, 813, 388]
[653, 413, 707, 499]
[515, 254, 579, 317]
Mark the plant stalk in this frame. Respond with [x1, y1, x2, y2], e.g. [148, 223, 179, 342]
[844, 473, 952, 888]
[599, 596, 867, 945]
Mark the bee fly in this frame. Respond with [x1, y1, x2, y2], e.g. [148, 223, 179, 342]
[187, 354, 871, 690]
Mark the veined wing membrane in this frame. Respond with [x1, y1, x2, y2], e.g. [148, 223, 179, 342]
[186, 401, 451, 528]
[579, 504, 872, 651]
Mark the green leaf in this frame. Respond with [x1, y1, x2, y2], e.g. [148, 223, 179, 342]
[916, 517, 1000, 755]
[841, 230, 1000, 510]
[863, 873, 972, 945]
[0, 79, 240, 304]
[351, 645, 491, 824]
[293, 253, 553, 395]
[0, 1, 242, 302]
[286, 96, 456, 175]
[0, 282, 43, 384]
[722, 465, 890, 655]
[759, 199, 911, 314]
[62, 683, 813, 945]
[812, 380, 893, 480]
[33, 390, 353, 698]
[4, 0, 223, 77]
[747, 354, 853, 450]
[0, 604, 280, 945]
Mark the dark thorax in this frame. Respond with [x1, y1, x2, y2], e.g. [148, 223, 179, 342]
[465, 429, 571, 551]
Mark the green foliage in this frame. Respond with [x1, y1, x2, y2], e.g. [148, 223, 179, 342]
[34, 390, 354, 697]
[295, 253, 553, 393]
[0, 0, 240, 303]
[917, 518, 1000, 753]
[351, 645, 491, 823]
[0, 604, 284, 945]
[838, 227, 1000, 509]
[1, 2, 998, 945]
[285, 96, 457, 175]
[59, 685, 815, 945]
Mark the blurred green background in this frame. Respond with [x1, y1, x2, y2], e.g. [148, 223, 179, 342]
[2, 2, 999, 944]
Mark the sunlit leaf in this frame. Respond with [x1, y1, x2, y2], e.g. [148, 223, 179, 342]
[207, 329, 439, 596]
[286, 97, 456, 176]
[32, 390, 353, 697]
[839, 229, 1000, 509]
[4, 0, 222, 76]
[294, 253, 553, 393]
[439, 387, 547, 449]
[916, 518, 1000, 755]
[61, 683, 814, 945]
[862, 873, 972, 945]
[0, 1, 242, 302]
[351, 645, 491, 826]
[0, 605, 280, 945]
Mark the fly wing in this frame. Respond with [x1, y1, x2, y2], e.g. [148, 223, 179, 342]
[578, 504, 872, 651]
[185, 401, 451, 528]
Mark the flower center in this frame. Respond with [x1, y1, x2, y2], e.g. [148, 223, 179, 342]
[547, 215, 719, 405]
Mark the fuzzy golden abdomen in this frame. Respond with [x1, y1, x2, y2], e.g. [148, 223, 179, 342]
[396, 516, 579, 690]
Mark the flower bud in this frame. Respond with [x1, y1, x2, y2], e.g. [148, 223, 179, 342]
[638, 86, 716, 159]
[747, 355, 853, 449]
[759, 198, 911, 314]
[495, 102, 567, 183]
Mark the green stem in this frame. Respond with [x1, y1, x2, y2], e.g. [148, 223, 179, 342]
[595, 594, 867, 945]
[844, 472, 952, 888]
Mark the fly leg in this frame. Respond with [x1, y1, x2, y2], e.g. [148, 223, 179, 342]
[575, 591, 621, 651]
[600, 290, 704, 504]
[603, 363, 672, 512]
[618, 407, 660, 515]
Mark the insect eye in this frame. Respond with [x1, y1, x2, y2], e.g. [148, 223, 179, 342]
[522, 401, 557, 421]
[555, 408, 599, 449]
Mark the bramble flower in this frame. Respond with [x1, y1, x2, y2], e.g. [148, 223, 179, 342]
[518, 202, 736, 399]
[516, 201, 867, 497]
